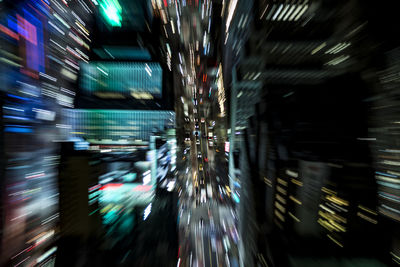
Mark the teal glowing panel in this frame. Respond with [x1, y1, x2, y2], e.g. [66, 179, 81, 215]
[93, 47, 152, 60]
[80, 62, 163, 98]
[64, 109, 175, 142]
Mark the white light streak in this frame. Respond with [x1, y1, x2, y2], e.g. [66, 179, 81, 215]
[241, 15, 248, 28]
[283, 5, 295, 21]
[53, 13, 70, 28]
[277, 5, 289, 21]
[170, 20, 175, 34]
[225, 0, 238, 32]
[224, 32, 229, 45]
[39, 72, 57, 82]
[48, 21, 65, 35]
[260, 5, 269, 19]
[253, 72, 261, 80]
[143, 203, 152, 220]
[325, 55, 350, 66]
[289, 5, 303, 21]
[311, 42, 326, 55]
[294, 5, 309, 21]
[145, 66, 152, 77]
[272, 4, 283, 20]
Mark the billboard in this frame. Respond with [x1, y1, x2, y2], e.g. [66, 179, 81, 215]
[64, 109, 176, 142]
[225, 141, 230, 153]
[156, 140, 177, 190]
[80, 62, 163, 98]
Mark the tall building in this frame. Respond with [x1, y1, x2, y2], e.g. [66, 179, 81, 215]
[0, 0, 94, 265]
[220, 0, 398, 265]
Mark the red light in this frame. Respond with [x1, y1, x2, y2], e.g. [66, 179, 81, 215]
[99, 183, 123, 190]
[0, 24, 19, 40]
[20, 68, 39, 79]
[89, 184, 101, 192]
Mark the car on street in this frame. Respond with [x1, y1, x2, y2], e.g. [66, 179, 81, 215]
[185, 132, 190, 142]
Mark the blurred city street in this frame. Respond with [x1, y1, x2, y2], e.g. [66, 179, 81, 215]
[1, 0, 400, 266]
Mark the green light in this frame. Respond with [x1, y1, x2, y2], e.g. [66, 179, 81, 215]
[99, 0, 122, 27]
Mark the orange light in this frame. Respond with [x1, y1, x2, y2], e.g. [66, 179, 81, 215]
[0, 24, 19, 40]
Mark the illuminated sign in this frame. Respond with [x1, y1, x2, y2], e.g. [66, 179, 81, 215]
[80, 62, 163, 98]
[225, 141, 230, 153]
[64, 109, 175, 142]
[99, 183, 154, 206]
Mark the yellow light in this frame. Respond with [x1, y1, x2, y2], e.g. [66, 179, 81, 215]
[275, 194, 286, 205]
[288, 212, 300, 222]
[327, 234, 343, 248]
[358, 205, 378, 216]
[275, 201, 286, 213]
[75, 21, 90, 36]
[276, 185, 287, 195]
[391, 252, 400, 262]
[274, 209, 285, 222]
[277, 178, 287, 186]
[330, 220, 346, 232]
[326, 195, 349, 206]
[291, 178, 303, 186]
[264, 177, 272, 187]
[318, 218, 335, 232]
[357, 212, 378, 224]
[322, 187, 337, 195]
[289, 195, 302, 205]
[318, 210, 346, 225]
